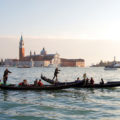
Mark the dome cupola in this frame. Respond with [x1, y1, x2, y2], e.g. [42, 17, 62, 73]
[40, 48, 47, 56]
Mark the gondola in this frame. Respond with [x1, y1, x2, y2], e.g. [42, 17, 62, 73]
[0, 81, 82, 90]
[41, 75, 83, 87]
[41, 75, 120, 88]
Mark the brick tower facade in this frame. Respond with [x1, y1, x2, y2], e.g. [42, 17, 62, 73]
[19, 35, 25, 60]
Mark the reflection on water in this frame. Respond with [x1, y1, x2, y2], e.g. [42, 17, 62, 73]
[2, 90, 8, 101]
[0, 67, 120, 120]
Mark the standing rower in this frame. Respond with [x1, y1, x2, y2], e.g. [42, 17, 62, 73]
[53, 67, 60, 82]
[3, 68, 12, 85]
[83, 73, 87, 80]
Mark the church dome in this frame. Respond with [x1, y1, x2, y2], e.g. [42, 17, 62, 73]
[40, 48, 47, 56]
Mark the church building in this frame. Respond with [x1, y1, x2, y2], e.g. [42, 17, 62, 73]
[4, 35, 85, 67]
[18, 35, 61, 67]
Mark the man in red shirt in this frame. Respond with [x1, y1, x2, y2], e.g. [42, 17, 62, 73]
[38, 79, 43, 86]
[90, 77, 94, 85]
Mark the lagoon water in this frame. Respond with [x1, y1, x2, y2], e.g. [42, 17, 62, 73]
[0, 67, 120, 120]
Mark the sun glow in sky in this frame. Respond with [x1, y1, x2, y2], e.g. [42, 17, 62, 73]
[0, 0, 120, 65]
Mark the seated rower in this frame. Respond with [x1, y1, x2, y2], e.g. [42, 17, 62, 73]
[100, 78, 104, 85]
[34, 79, 38, 86]
[75, 77, 80, 82]
[86, 78, 89, 85]
[23, 79, 29, 86]
[0, 80, 2, 85]
[19, 79, 29, 86]
[75, 77, 82, 83]
[90, 77, 94, 85]
[38, 79, 43, 86]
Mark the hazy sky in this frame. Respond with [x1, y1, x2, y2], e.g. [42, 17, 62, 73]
[0, 0, 120, 65]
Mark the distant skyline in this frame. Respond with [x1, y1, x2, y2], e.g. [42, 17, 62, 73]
[0, 0, 120, 65]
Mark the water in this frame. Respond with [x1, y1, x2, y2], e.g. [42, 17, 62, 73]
[0, 67, 120, 120]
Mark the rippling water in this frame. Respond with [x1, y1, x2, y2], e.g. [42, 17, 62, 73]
[0, 67, 120, 120]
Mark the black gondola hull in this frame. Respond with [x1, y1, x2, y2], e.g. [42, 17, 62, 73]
[41, 75, 120, 88]
[0, 82, 82, 90]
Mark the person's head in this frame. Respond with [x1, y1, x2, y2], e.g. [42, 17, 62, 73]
[23, 79, 27, 83]
[39, 79, 41, 82]
[77, 77, 79, 80]
[86, 78, 89, 80]
[0, 80, 1, 82]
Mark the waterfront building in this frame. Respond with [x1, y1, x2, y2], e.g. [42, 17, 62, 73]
[4, 59, 18, 67]
[3, 35, 85, 67]
[0, 59, 5, 66]
[91, 57, 120, 68]
[61, 58, 85, 67]
[18, 35, 61, 67]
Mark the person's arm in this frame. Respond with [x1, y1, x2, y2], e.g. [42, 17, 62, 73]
[8, 71, 12, 73]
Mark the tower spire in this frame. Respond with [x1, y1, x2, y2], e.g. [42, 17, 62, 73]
[19, 35, 24, 48]
[30, 50, 32, 56]
[20, 35, 23, 41]
[19, 35, 25, 60]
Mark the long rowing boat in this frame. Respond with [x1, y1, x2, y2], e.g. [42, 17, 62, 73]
[41, 75, 120, 88]
[0, 81, 82, 90]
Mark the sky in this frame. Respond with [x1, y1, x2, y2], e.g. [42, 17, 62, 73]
[0, 0, 120, 66]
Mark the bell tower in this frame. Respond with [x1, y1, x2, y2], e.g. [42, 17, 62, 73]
[19, 35, 25, 60]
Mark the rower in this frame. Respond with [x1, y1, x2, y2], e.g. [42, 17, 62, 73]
[100, 78, 104, 85]
[0, 80, 2, 85]
[34, 79, 38, 86]
[38, 79, 43, 86]
[77, 77, 80, 80]
[23, 79, 28, 85]
[19, 79, 29, 86]
[86, 78, 89, 85]
[83, 73, 87, 80]
[3, 68, 12, 85]
[52, 67, 60, 81]
[75, 77, 81, 82]
[82, 73, 87, 85]
[75, 77, 84, 85]
[90, 77, 94, 85]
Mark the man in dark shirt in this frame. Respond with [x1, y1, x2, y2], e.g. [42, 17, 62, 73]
[3, 68, 12, 85]
[52, 67, 60, 82]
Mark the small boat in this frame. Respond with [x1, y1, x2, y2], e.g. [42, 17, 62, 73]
[0, 82, 82, 90]
[104, 66, 117, 70]
[48, 64, 58, 68]
[17, 65, 31, 68]
[41, 75, 120, 88]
